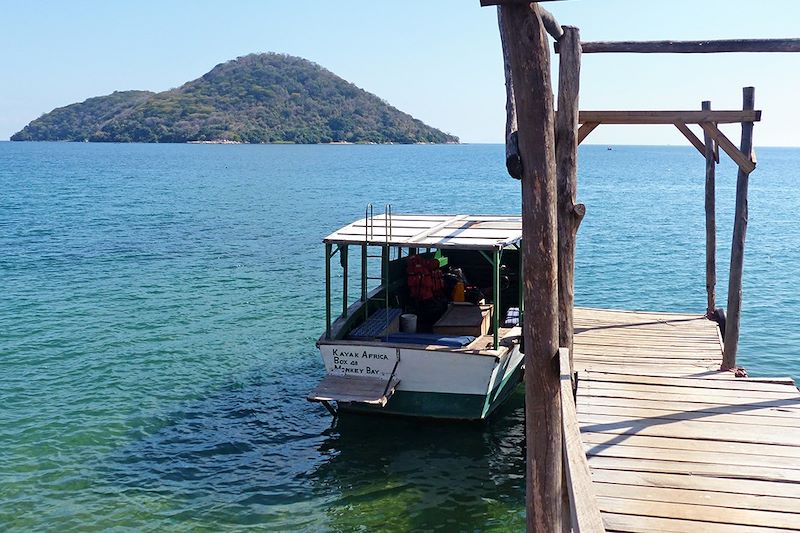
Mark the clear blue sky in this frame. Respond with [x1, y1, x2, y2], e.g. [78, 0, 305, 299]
[2, 0, 799, 145]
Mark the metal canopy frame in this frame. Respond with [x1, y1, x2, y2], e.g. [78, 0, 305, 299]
[324, 214, 523, 251]
[323, 230, 522, 350]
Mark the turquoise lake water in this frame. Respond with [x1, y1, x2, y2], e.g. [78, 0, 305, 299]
[1, 142, 799, 531]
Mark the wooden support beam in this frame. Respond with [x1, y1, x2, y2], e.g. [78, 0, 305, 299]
[481, 1, 564, 40]
[559, 349, 605, 532]
[556, 34, 588, 509]
[497, 3, 562, 531]
[702, 101, 717, 316]
[567, 38, 800, 54]
[579, 110, 760, 125]
[496, 1, 567, 177]
[699, 122, 756, 174]
[539, 7, 564, 42]
[673, 121, 705, 157]
[556, 26, 584, 370]
[724, 87, 757, 369]
[577, 122, 599, 144]
[497, 7, 522, 179]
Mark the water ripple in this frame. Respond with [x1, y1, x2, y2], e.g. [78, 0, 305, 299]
[1, 143, 798, 531]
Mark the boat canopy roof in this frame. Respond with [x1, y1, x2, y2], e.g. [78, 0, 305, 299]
[324, 214, 522, 250]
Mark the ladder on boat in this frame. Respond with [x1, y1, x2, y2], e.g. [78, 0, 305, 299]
[323, 204, 398, 340]
[362, 204, 394, 333]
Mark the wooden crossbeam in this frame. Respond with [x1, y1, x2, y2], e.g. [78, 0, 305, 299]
[579, 110, 760, 125]
[673, 122, 705, 157]
[699, 122, 756, 174]
[574, 112, 758, 161]
[577, 122, 599, 145]
[559, 38, 800, 54]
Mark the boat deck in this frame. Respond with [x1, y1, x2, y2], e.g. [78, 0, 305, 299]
[460, 326, 521, 354]
[573, 307, 800, 532]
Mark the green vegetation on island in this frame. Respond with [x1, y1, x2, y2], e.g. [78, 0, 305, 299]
[11, 53, 459, 144]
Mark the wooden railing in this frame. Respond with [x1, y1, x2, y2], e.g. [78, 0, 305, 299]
[559, 347, 605, 532]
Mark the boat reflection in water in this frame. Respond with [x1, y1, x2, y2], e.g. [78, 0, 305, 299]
[310, 390, 526, 530]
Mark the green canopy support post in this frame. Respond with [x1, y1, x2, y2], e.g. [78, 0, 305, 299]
[493, 248, 501, 350]
[361, 243, 368, 321]
[382, 245, 390, 320]
[325, 242, 332, 339]
[478, 249, 503, 350]
[340, 245, 348, 317]
[381, 245, 389, 285]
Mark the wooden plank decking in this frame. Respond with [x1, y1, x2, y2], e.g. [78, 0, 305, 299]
[572, 307, 800, 532]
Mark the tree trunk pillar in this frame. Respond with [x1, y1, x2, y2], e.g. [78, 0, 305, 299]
[723, 87, 756, 369]
[702, 101, 717, 317]
[556, 26, 584, 370]
[498, 4, 562, 531]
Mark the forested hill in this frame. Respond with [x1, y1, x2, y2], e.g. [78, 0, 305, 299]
[11, 91, 155, 142]
[11, 53, 459, 144]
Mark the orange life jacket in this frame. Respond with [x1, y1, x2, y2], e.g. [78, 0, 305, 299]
[406, 255, 443, 301]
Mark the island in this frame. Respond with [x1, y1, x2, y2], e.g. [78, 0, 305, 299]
[11, 53, 459, 145]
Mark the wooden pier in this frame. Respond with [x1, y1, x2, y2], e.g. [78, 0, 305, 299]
[567, 307, 800, 532]
[476, 1, 800, 530]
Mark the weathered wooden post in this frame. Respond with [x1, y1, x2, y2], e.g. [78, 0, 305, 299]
[498, 7, 522, 180]
[723, 87, 756, 369]
[554, 29, 583, 523]
[556, 26, 585, 368]
[498, 3, 564, 182]
[702, 100, 716, 316]
[495, 3, 562, 531]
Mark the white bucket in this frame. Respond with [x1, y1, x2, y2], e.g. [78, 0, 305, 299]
[400, 313, 417, 333]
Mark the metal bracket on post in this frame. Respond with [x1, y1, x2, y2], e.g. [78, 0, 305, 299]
[320, 400, 338, 419]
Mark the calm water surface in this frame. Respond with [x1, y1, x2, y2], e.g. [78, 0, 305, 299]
[1, 142, 798, 531]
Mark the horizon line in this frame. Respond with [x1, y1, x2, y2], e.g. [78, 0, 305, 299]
[2, 139, 799, 149]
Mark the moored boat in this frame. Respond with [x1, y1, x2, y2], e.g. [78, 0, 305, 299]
[308, 210, 525, 420]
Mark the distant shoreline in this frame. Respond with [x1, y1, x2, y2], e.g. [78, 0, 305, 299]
[5, 139, 462, 145]
[3, 140, 800, 148]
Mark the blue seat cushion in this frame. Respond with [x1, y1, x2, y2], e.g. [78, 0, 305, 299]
[383, 332, 475, 348]
[348, 308, 403, 338]
[504, 307, 520, 327]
